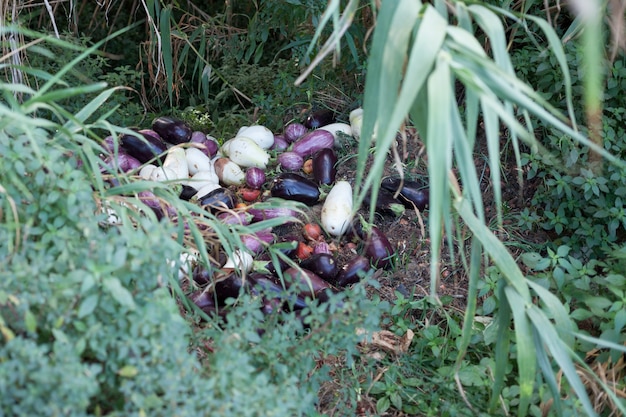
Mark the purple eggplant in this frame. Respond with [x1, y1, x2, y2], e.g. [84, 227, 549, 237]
[299, 253, 339, 282]
[137, 190, 177, 220]
[102, 153, 141, 173]
[278, 151, 304, 171]
[199, 187, 236, 212]
[241, 229, 275, 255]
[271, 173, 320, 205]
[246, 205, 299, 223]
[271, 135, 289, 151]
[245, 167, 266, 189]
[381, 177, 429, 210]
[152, 116, 192, 144]
[213, 273, 245, 305]
[312, 148, 337, 185]
[120, 131, 167, 164]
[192, 265, 212, 286]
[363, 226, 395, 269]
[282, 267, 333, 299]
[303, 109, 335, 129]
[248, 274, 308, 310]
[190, 290, 220, 317]
[335, 255, 372, 287]
[217, 211, 253, 225]
[292, 130, 335, 158]
[363, 187, 406, 214]
[284, 123, 308, 143]
[179, 184, 198, 201]
[313, 241, 331, 255]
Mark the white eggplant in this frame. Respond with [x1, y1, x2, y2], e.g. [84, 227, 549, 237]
[163, 147, 189, 179]
[150, 166, 178, 182]
[194, 182, 221, 200]
[214, 157, 245, 185]
[185, 147, 212, 175]
[319, 122, 352, 141]
[235, 125, 274, 149]
[222, 249, 254, 274]
[186, 170, 219, 191]
[168, 251, 198, 281]
[321, 181, 354, 237]
[222, 136, 269, 169]
[349, 108, 363, 141]
[139, 164, 157, 180]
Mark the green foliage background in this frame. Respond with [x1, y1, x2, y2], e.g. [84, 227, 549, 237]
[1, 0, 626, 416]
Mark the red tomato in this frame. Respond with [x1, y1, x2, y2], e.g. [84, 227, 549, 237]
[303, 223, 322, 241]
[295, 241, 313, 260]
[240, 188, 261, 202]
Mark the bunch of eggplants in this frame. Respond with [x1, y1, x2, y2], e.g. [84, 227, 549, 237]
[98, 111, 423, 325]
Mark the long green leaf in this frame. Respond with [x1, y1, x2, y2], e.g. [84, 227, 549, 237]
[489, 280, 512, 413]
[527, 280, 575, 347]
[455, 197, 530, 300]
[504, 286, 536, 417]
[426, 52, 453, 296]
[354, 0, 421, 210]
[526, 305, 597, 416]
[356, 4, 446, 212]
[533, 325, 563, 415]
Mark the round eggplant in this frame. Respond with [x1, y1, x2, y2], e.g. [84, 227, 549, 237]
[284, 123, 309, 143]
[245, 167, 266, 189]
[313, 148, 337, 185]
[152, 116, 192, 144]
[270, 173, 320, 205]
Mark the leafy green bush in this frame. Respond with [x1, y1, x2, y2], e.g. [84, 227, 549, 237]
[518, 105, 626, 257]
[0, 29, 387, 416]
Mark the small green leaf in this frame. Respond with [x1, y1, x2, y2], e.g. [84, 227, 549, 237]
[78, 294, 99, 318]
[118, 365, 138, 378]
[585, 296, 612, 313]
[390, 392, 402, 410]
[376, 396, 390, 414]
[570, 308, 593, 321]
[402, 377, 422, 388]
[369, 381, 387, 395]
[103, 278, 136, 310]
[24, 310, 37, 333]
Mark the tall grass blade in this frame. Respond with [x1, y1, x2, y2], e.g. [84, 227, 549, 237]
[160, 5, 174, 106]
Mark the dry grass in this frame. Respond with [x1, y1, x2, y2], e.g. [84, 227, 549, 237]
[541, 346, 626, 417]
